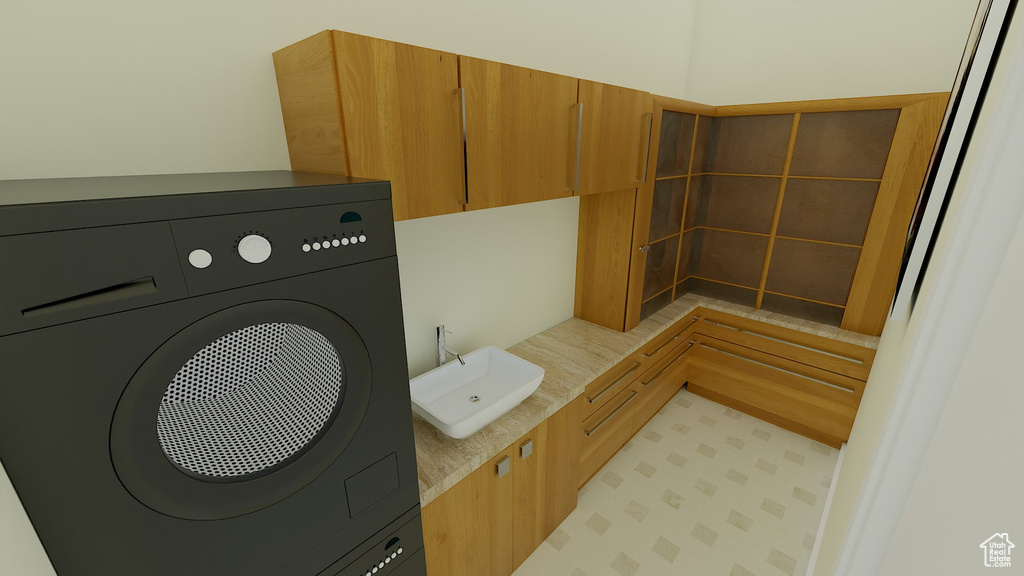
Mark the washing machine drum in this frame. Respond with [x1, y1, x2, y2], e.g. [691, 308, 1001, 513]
[110, 300, 372, 520]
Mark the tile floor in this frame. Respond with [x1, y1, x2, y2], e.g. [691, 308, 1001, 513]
[513, 388, 839, 576]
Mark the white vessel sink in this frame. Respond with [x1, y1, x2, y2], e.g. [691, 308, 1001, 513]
[410, 346, 544, 439]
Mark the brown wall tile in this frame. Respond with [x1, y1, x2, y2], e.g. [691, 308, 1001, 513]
[642, 235, 680, 301]
[699, 114, 793, 175]
[656, 112, 696, 178]
[777, 178, 879, 245]
[649, 177, 687, 241]
[760, 293, 845, 327]
[685, 175, 779, 233]
[789, 110, 900, 179]
[765, 238, 861, 305]
[689, 229, 768, 288]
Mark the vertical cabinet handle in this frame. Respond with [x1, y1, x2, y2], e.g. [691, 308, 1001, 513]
[520, 439, 533, 460]
[638, 112, 653, 183]
[457, 87, 469, 206]
[573, 102, 583, 192]
[496, 456, 510, 478]
[639, 245, 651, 253]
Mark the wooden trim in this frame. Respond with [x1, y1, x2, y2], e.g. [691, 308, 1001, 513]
[652, 94, 716, 115]
[684, 275, 760, 292]
[671, 114, 702, 302]
[755, 113, 801, 308]
[762, 290, 849, 310]
[773, 235, 862, 249]
[711, 92, 949, 117]
[841, 93, 949, 334]
[683, 225, 770, 237]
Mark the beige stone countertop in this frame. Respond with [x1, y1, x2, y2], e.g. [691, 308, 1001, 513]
[412, 294, 879, 506]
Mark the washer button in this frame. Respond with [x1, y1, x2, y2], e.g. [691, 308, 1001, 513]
[312, 242, 321, 250]
[188, 249, 212, 269]
[341, 237, 350, 246]
[332, 238, 340, 247]
[302, 243, 311, 252]
[350, 236, 359, 244]
[359, 234, 367, 242]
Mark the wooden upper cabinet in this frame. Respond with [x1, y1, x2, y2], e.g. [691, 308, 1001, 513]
[459, 56, 579, 210]
[577, 81, 653, 195]
[274, 31, 465, 221]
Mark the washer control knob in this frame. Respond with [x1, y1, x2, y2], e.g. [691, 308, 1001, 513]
[188, 249, 213, 269]
[238, 234, 272, 264]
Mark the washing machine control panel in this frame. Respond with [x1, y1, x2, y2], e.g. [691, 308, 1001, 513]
[170, 199, 396, 296]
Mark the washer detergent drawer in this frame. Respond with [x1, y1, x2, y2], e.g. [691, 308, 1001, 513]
[0, 222, 187, 336]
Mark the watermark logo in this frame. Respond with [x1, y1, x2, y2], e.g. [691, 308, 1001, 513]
[980, 533, 1014, 568]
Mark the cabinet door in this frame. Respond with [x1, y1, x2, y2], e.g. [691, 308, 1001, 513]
[577, 81, 652, 195]
[333, 31, 465, 221]
[421, 448, 515, 576]
[459, 56, 578, 209]
[512, 402, 581, 568]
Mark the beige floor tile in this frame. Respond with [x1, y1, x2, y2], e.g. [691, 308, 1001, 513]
[513, 389, 838, 576]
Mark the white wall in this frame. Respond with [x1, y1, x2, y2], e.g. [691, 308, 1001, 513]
[0, 1, 698, 574]
[687, 0, 978, 104]
[879, 208, 1024, 575]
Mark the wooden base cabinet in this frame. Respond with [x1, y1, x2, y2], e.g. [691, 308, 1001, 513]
[421, 402, 580, 576]
[686, 309, 874, 448]
[578, 313, 700, 486]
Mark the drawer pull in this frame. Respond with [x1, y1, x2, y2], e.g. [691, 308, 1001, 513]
[703, 319, 863, 364]
[496, 456, 511, 478]
[457, 87, 469, 206]
[520, 439, 533, 460]
[643, 316, 700, 358]
[588, 361, 640, 404]
[699, 344, 854, 393]
[585, 391, 638, 437]
[641, 340, 696, 387]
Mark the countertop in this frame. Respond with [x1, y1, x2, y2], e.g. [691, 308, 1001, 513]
[412, 294, 880, 506]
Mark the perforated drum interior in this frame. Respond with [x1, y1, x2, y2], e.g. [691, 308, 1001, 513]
[156, 323, 344, 480]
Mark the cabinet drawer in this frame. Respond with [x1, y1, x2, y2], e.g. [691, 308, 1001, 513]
[581, 350, 645, 419]
[633, 338, 696, 432]
[687, 336, 864, 448]
[695, 310, 874, 380]
[641, 313, 700, 366]
[578, 384, 639, 488]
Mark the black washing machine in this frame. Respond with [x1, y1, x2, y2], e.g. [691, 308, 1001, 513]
[0, 171, 427, 576]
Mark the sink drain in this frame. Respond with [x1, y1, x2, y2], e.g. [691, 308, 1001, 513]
[469, 395, 480, 403]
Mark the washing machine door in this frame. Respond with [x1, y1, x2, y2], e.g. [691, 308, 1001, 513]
[110, 300, 372, 520]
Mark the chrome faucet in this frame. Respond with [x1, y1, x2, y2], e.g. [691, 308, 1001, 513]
[436, 325, 466, 367]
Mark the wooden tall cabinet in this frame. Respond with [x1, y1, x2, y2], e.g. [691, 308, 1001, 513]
[273, 31, 465, 221]
[576, 93, 947, 336]
[421, 401, 580, 576]
[460, 56, 579, 210]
